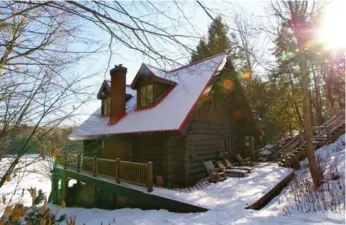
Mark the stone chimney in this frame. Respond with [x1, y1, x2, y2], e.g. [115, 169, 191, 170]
[108, 64, 127, 124]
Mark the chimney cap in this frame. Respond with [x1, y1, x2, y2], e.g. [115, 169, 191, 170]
[110, 64, 127, 76]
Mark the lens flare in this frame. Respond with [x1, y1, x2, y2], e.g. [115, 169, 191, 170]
[316, 0, 346, 49]
[223, 79, 233, 90]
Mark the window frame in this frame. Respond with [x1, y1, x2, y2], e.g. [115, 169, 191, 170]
[139, 84, 154, 108]
[101, 90, 111, 116]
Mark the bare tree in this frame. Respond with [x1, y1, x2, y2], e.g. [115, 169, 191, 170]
[0, 2, 100, 189]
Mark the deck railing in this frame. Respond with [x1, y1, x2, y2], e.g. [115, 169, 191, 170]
[62, 152, 153, 192]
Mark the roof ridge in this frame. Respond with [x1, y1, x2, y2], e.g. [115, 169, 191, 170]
[143, 63, 168, 72]
[143, 52, 228, 75]
[169, 51, 228, 73]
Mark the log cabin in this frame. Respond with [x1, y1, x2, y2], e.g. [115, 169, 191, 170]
[68, 52, 261, 188]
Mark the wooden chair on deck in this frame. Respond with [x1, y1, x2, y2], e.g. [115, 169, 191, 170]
[236, 154, 254, 166]
[215, 161, 247, 177]
[204, 161, 226, 183]
[223, 158, 252, 173]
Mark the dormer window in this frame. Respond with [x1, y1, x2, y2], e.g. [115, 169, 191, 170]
[101, 91, 111, 116]
[139, 84, 153, 107]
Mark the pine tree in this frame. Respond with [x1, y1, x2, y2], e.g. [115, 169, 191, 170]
[191, 16, 231, 62]
[191, 39, 209, 62]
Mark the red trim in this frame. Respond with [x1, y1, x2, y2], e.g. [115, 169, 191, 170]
[70, 128, 180, 140]
[178, 54, 227, 132]
[108, 111, 126, 125]
[170, 52, 228, 73]
[135, 87, 174, 111]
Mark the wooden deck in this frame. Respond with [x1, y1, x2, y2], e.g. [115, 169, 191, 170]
[53, 153, 218, 212]
[51, 166, 208, 213]
[62, 153, 153, 192]
[52, 154, 296, 212]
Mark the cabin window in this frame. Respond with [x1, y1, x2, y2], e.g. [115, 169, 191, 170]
[102, 97, 111, 116]
[139, 84, 153, 107]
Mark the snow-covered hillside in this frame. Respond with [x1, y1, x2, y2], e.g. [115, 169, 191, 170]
[0, 135, 345, 224]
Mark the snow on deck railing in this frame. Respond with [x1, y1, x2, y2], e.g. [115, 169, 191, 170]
[62, 152, 153, 192]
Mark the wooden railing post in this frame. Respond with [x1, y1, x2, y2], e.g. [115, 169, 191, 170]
[80, 152, 83, 172]
[326, 125, 330, 144]
[147, 162, 153, 192]
[64, 151, 68, 169]
[115, 158, 120, 183]
[77, 152, 81, 173]
[93, 157, 98, 177]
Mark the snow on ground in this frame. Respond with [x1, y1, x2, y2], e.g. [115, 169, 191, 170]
[1, 135, 345, 224]
[152, 163, 292, 210]
[0, 155, 52, 212]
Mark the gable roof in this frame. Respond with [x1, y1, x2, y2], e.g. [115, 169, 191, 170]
[130, 63, 177, 89]
[69, 52, 228, 140]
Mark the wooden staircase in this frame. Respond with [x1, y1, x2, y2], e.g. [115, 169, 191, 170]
[276, 112, 345, 169]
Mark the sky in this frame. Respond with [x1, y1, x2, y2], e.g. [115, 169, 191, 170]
[66, 0, 345, 127]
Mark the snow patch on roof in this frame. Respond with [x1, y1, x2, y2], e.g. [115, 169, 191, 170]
[145, 64, 179, 83]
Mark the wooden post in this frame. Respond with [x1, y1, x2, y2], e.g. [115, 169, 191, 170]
[80, 152, 83, 172]
[77, 152, 81, 173]
[326, 125, 330, 144]
[93, 157, 98, 177]
[64, 151, 68, 169]
[61, 173, 68, 205]
[147, 161, 153, 192]
[50, 169, 59, 204]
[115, 158, 120, 183]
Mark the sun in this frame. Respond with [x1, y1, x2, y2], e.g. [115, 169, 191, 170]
[316, 0, 346, 49]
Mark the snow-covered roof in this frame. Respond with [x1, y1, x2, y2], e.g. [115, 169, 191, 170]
[130, 63, 178, 89]
[69, 53, 228, 140]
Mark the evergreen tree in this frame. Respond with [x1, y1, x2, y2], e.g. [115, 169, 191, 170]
[191, 39, 209, 62]
[191, 16, 231, 62]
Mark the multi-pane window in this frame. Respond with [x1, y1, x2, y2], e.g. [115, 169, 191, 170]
[139, 85, 153, 107]
[102, 90, 111, 116]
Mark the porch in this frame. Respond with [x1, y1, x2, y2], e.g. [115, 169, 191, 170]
[61, 152, 154, 192]
[52, 156, 294, 212]
[51, 152, 207, 212]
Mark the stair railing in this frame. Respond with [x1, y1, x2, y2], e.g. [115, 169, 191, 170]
[274, 135, 302, 159]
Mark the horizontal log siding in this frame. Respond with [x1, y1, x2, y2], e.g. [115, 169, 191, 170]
[131, 134, 167, 183]
[165, 135, 187, 187]
[184, 93, 239, 186]
[185, 122, 232, 185]
[83, 140, 102, 157]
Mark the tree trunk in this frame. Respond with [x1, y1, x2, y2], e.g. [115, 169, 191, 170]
[309, 92, 314, 127]
[299, 50, 323, 189]
[326, 66, 336, 116]
[287, 0, 322, 189]
[288, 71, 303, 127]
[312, 66, 324, 125]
